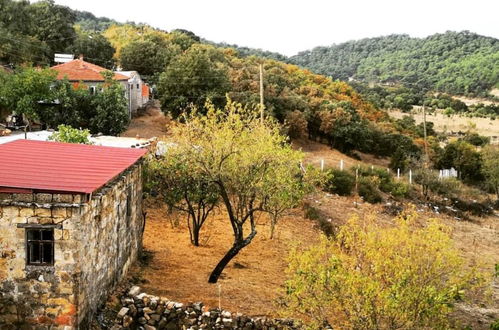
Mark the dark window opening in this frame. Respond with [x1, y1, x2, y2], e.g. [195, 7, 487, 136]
[136, 84, 139, 89]
[26, 228, 54, 266]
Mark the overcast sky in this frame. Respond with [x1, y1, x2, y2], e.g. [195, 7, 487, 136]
[52, 0, 499, 56]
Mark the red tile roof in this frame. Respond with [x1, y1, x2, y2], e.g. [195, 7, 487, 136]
[0, 140, 146, 194]
[51, 59, 129, 82]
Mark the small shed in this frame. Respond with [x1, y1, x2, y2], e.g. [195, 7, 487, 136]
[0, 140, 146, 328]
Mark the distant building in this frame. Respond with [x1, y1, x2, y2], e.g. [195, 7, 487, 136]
[115, 71, 150, 116]
[51, 57, 150, 118]
[0, 140, 146, 328]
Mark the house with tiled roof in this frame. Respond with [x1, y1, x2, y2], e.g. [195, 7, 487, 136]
[51, 57, 149, 117]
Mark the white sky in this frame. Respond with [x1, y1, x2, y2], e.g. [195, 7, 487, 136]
[52, 0, 499, 56]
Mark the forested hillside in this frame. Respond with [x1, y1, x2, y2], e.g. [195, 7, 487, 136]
[291, 31, 499, 97]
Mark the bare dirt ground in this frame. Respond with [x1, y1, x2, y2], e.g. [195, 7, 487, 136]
[136, 206, 319, 317]
[292, 138, 391, 169]
[121, 105, 170, 139]
[388, 109, 499, 138]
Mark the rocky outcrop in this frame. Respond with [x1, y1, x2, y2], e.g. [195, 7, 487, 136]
[111, 286, 300, 329]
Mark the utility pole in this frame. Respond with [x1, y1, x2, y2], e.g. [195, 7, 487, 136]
[422, 104, 429, 164]
[259, 64, 264, 121]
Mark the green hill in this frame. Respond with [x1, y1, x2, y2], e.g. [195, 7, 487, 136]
[290, 31, 499, 97]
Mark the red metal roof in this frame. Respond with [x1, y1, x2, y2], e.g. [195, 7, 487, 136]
[0, 140, 146, 194]
[51, 59, 129, 82]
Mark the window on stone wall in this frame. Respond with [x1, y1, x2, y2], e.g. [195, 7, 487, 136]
[26, 228, 54, 266]
[136, 84, 139, 89]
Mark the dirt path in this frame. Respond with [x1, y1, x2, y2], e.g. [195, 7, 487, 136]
[121, 105, 170, 139]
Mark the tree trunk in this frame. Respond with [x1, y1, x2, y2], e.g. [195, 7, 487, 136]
[208, 229, 257, 283]
[192, 224, 200, 246]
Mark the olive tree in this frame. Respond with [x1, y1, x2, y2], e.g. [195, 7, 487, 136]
[169, 99, 304, 283]
[150, 151, 219, 246]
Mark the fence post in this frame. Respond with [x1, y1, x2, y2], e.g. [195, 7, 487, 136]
[397, 168, 400, 180]
[355, 167, 359, 192]
[340, 159, 344, 171]
[409, 169, 412, 184]
[320, 159, 324, 171]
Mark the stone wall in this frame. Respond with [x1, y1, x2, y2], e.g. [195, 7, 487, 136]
[109, 286, 300, 330]
[0, 163, 144, 329]
[0, 192, 83, 328]
[76, 164, 144, 327]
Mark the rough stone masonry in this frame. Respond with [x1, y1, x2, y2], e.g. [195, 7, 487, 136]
[109, 286, 301, 330]
[0, 163, 144, 329]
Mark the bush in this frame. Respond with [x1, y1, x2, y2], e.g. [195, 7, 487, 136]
[282, 212, 488, 329]
[323, 169, 355, 196]
[358, 177, 383, 203]
[385, 180, 410, 198]
[48, 124, 92, 144]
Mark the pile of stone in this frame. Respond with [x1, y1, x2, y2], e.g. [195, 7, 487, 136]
[111, 286, 300, 329]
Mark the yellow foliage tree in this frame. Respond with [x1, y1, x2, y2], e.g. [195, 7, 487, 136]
[282, 211, 487, 329]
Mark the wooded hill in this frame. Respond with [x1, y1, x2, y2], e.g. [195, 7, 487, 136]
[290, 31, 499, 97]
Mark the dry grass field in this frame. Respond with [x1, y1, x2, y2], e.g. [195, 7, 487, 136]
[388, 109, 499, 138]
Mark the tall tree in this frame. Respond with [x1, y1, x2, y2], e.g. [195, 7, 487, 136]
[66, 29, 116, 69]
[120, 37, 180, 78]
[169, 100, 304, 283]
[157, 44, 230, 117]
[26, 0, 77, 59]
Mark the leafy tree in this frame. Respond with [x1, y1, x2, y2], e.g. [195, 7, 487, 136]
[157, 44, 230, 117]
[0, 66, 56, 124]
[26, 0, 76, 59]
[282, 212, 486, 329]
[42, 78, 97, 129]
[48, 124, 91, 144]
[284, 110, 308, 139]
[120, 37, 180, 78]
[438, 141, 483, 182]
[481, 145, 499, 199]
[149, 150, 219, 246]
[90, 71, 129, 135]
[66, 29, 115, 69]
[170, 99, 304, 283]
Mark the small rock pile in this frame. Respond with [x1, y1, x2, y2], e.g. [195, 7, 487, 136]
[110, 286, 300, 329]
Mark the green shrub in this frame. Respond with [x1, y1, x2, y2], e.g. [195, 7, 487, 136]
[49, 124, 92, 144]
[385, 181, 410, 198]
[324, 169, 355, 196]
[358, 177, 383, 203]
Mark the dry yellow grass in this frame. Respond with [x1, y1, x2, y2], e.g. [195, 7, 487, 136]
[137, 206, 319, 317]
[389, 109, 499, 138]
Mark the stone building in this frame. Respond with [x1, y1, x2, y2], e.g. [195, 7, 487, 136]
[0, 139, 146, 329]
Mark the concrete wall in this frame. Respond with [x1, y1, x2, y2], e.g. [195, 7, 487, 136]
[0, 163, 144, 329]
